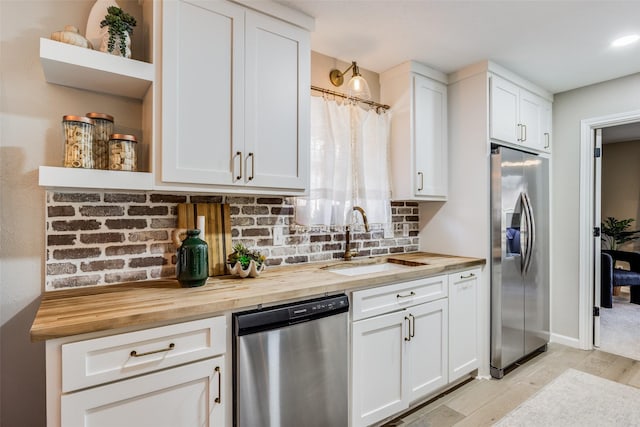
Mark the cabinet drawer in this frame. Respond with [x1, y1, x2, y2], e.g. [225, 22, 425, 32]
[62, 317, 226, 392]
[352, 275, 448, 321]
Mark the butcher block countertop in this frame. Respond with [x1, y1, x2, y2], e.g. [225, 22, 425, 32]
[30, 252, 485, 341]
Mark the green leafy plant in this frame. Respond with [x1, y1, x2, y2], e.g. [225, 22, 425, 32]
[601, 217, 640, 250]
[227, 243, 266, 269]
[100, 6, 136, 56]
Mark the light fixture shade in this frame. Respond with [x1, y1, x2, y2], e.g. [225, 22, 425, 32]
[347, 75, 371, 100]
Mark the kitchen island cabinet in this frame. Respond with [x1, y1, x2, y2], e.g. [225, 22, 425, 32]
[381, 61, 448, 201]
[160, 0, 310, 195]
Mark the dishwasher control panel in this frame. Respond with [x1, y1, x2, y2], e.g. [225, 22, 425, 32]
[289, 296, 349, 319]
[235, 294, 349, 335]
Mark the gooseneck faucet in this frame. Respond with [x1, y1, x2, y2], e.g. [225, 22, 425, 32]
[344, 206, 370, 261]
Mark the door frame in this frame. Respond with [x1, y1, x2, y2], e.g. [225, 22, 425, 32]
[578, 109, 640, 350]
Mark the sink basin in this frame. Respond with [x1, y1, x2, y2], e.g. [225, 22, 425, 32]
[326, 259, 426, 276]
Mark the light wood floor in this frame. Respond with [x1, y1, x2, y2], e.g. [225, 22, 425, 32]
[385, 344, 640, 426]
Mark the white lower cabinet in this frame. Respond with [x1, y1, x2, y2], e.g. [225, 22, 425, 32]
[407, 299, 448, 402]
[351, 278, 449, 427]
[448, 269, 480, 382]
[61, 356, 224, 427]
[351, 268, 481, 426]
[352, 310, 406, 426]
[47, 317, 228, 427]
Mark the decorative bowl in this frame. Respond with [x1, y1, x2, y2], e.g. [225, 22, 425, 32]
[228, 260, 265, 278]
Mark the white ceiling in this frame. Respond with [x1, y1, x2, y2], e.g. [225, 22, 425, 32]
[278, 0, 640, 94]
[603, 121, 640, 143]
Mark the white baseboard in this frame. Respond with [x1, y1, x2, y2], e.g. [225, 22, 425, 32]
[550, 333, 581, 348]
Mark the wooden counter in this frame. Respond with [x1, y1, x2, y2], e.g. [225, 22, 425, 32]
[30, 252, 485, 341]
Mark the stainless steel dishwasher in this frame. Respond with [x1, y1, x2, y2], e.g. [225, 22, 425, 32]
[233, 294, 349, 427]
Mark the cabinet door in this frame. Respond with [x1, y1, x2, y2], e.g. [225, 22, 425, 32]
[244, 11, 310, 190]
[406, 299, 448, 403]
[449, 269, 480, 382]
[490, 75, 519, 144]
[61, 356, 225, 427]
[352, 311, 408, 427]
[519, 89, 544, 151]
[413, 74, 447, 199]
[162, 0, 244, 185]
[541, 99, 552, 152]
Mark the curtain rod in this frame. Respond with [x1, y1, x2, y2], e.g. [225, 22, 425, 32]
[310, 85, 391, 111]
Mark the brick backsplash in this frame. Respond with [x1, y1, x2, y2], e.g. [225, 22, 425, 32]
[45, 192, 420, 290]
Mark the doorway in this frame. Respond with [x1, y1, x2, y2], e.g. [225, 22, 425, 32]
[578, 109, 640, 352]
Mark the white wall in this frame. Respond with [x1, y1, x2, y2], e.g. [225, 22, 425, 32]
[0, 1, 142, 424]
[552, 72, 640, 340]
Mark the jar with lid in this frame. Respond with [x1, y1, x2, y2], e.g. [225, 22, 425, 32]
[86, 112, 114, 170]
[62, 115, 94, 168]
[109, 134, 138, 171]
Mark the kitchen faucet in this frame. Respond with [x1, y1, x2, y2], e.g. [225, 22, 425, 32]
[344, 206, 370, 261]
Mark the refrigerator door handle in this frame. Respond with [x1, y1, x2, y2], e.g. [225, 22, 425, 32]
[519, 192, 528, 273]
[522, 192, 536, 274]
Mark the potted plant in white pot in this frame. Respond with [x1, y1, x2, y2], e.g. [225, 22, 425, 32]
[227, 243, 266, 278]
[99, 6, 136, 58]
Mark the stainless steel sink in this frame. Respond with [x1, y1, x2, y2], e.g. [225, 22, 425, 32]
[325, 259, 427, 276]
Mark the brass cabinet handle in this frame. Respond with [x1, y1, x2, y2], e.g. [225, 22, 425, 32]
[404, 316, 411, 342]
[517, 123, 522, 141]
[409, 314, 415, 338]
[235, 151, 243, 180]
[397, 291, 416, 299]
[417, 172, 424, 191]
[130, 343, 175, 358]
[214, 366, 222, 404]
[248, 152, 255, 181]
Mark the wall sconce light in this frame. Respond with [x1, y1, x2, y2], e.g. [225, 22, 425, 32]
[329, 61, 371, 100]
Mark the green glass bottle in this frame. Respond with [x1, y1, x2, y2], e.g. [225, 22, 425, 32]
[176, 229, 209, 287]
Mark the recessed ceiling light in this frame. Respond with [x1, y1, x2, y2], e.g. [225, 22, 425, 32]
[611, 34, 640, 47]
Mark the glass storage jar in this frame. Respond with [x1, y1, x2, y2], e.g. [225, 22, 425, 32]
[62, 115, 95, 168]
[109, 134, 138, 171]
[86, 112, 114, 170]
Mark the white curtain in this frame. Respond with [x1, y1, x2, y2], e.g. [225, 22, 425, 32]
[295, 96, 392, 229]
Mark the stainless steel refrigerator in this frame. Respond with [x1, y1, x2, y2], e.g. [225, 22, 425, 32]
[490, 144, 549, 379]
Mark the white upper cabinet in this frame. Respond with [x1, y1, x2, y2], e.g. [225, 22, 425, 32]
[244, 11, 309, 189]
[161, 0, 310, 194]
[490, 74, 552, 154]
[161, 0, 244, 186]
[381, 61, 448, 201]
[38, 0, 312, 194]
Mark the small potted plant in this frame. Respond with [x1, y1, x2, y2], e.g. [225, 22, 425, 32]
[227, 243, 266, 278]
[99, 6, 136, 57]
